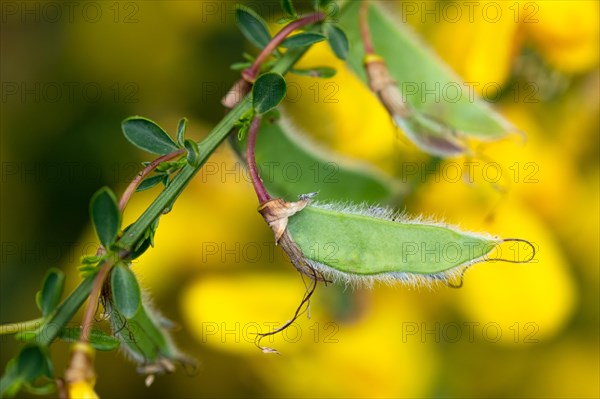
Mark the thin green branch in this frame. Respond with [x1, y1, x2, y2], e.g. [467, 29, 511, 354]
[118, 46, 309, 251]
[0, 318, 44, 335]
[37, 275, 96, 346]
[27, 46, 311, 351]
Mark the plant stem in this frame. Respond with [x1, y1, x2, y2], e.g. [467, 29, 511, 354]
[224, 12, 326, 108]
[243, 12, 326, 82]
[119, 47, 309, 251]
[0, 318, 44, 335]
[246, 116, 270, 203]
[37, 275, 96, 346]
[119, 149, 186, 212]
[1, 9, 349, 390]
[359, 0, 375, 55]
[79, 260, 115, 343]
[25, 44, 311, 357]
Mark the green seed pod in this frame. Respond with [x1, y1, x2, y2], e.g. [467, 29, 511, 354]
[286, 203, 500, 287]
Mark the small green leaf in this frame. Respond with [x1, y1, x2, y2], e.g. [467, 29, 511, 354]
[176, 118, 187, 148]
[36, 268, 65, 317]
[237, 124, 250, 141]
[90, 187, 121, 248]
[136, 174, 165, 192]
[58, 327, 120, 351]
[230, 61, 252, 71]
[184, 139, 201, 167]
[291, 66, 337, 78]
[280, 0, 297, 18]
[122, 117, 179, 155]
[130, 236, 152, 260]
[110, 263, 141, 319]
[16, 346, 46, 382]
[326, 25, 349, 60]
[78, 264, 97, 277]
[313, 0, 335, 12]
[0, 359, 21, 398]
[253, 73, 287, 114]
[242, 52, 256, 62]
[155, 161, 176, 173]
[161, 174, 170, 188]
[0, 347, 52, 397]
[122, 224, 154, 259]
[22, 381, 56, 396]
[235, 5, 271, 49]
[81, 255, 101, 265]
[281, 32, 326, 48]
[277, 16, 294, 25]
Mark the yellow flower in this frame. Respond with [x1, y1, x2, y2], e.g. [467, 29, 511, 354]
[124, 143, 260, 294]
[250, 286, 439, 398]
[520, 337, 600, 397]
[68, 380, 100, 399]
[486, 103, 578, 224]
[413, 1, 520, 88]
[524, 0, 600, 73]
[413, 179, 577, 344]
[181, 272, 439, 397]
[65, 343, 99, 399]
[283, 42, 401, 172]
[181, 273, 320, 355]
[409, 1, 599, 81]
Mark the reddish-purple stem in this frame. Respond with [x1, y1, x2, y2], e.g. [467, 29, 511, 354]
[243, 12, 326, 82]
[118, 148, 186, 212]
[246, 116, 270, 204]
[359, 0, 375, 55]
[79, 260, 113, 343]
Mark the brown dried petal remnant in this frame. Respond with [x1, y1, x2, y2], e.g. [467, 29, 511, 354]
[258, 196, 312, 243]
[365, 57, 411, 119]
[258, 194, 326, 282]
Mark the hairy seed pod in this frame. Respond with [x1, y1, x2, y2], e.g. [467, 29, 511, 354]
[285, 202, 500, 287]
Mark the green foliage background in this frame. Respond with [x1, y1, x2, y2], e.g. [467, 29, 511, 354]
[1, 1, 598, 398]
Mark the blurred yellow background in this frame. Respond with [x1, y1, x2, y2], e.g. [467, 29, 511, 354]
[1, 1, 598, 398]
